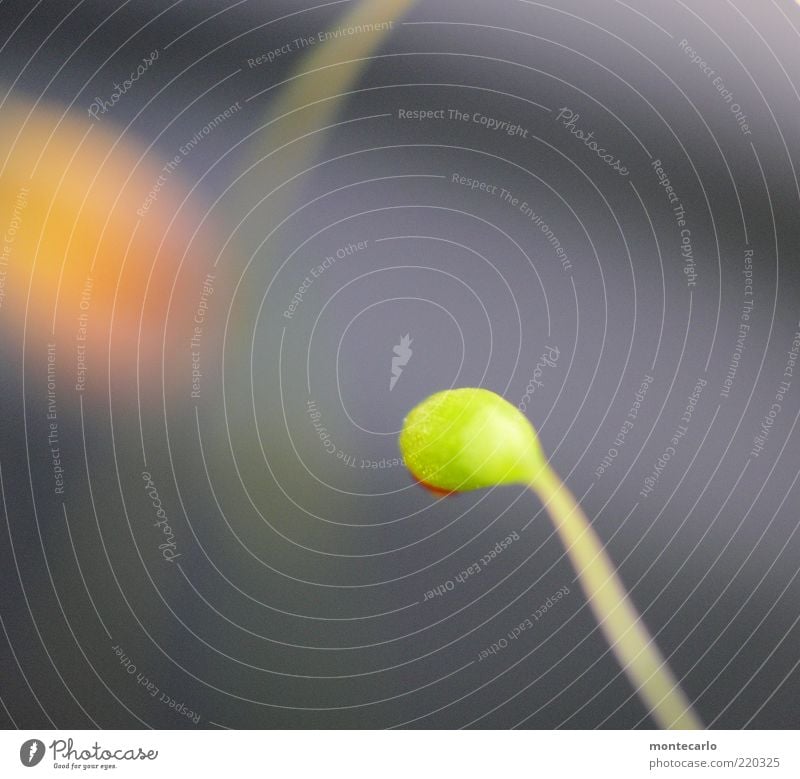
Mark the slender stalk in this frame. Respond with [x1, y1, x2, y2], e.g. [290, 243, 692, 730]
[530, 464, 702, 729]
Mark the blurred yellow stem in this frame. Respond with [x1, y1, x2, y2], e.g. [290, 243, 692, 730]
[242, 0, 419, 198]
[530, 465, 702, 729]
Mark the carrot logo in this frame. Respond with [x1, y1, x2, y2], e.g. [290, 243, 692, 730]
[20, 739, 45, 767]
[390, 335, 413, 391]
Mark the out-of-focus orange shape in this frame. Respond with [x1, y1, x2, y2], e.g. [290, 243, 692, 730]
[0, 96, 211, 392]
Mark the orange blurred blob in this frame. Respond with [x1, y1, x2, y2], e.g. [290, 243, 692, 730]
[0, 96, 212, 393]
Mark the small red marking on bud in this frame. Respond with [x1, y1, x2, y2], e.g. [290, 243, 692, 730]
[409, 471, 454, 498]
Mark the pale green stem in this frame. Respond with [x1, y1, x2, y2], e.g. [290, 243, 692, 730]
[530, 464, 703, 729]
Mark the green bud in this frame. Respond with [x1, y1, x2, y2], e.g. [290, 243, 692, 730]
[399, 388, 546, 492]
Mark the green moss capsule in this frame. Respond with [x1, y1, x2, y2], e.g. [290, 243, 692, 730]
[399, 387, 547, 493]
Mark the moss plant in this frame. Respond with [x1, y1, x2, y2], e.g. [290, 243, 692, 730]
[400, 388, 702, 730]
